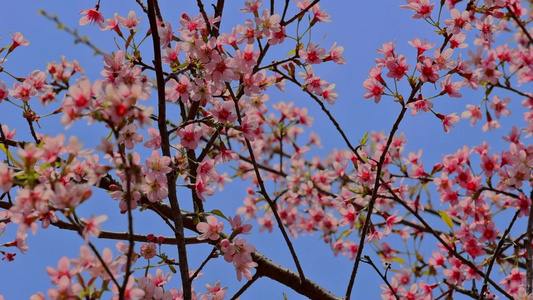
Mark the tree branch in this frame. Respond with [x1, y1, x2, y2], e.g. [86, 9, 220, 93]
[146, 1, 191, 299]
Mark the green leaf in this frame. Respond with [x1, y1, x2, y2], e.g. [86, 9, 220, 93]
[169, 264, 177, 273]
[286, 48, 296, 56]
[391, 257, 406, 264]
[210, 209, 228, 221]
[172, 61, 189, 72]
[360, 131, 369, 146]
[438, 210, 454, 230]
[283, 292, 288, 300]
[0, 144, 23, 168]
[0, 229, 5, 237]
[337, 229, 352, 240]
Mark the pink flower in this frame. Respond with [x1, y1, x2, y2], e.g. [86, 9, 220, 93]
[234, 44, 260, 70]
[228, 215, 253, 235]
[365, 227, 383, 242]
[158, 21, 174, 48]
[482, 115, 501, 131]
[211, 100, 237, 124]
[195, 180, 214, 202]
[196, 158, 220, 182]
[408, 37, 435, 59]
[79, 6, 104, 27]
[258, 214, 274, 233]
[196, 216, 224, 241]
[327, 42, 346, 64]
[440, 74, 462, 98]
[10, 81, 36, 101]
[234, 260, 258, 281]
[47, 276, 82, 300]
[46, 257, 78, 285]
[475, 15, 499, 44]
[148, 269, 172, 287]
[255, 9, 281, 38]
[240, 0, 262, 13]
[140, 243, 157, 259]
[118, 124, 143, 150]
[416, 57, 439, 83]
[406, 96, 433, 116]
[363, 78, 385, 103]
[490, 95, 511, 119]
[383, 211, 403, 235]
[299, 65, 329, 95]
[68, 77, 92, 110]
[322, 83, 338, 105]
[162, 42, 181, 64]
[101, 13, 123, 36]
[143, 173, 168, 202]
[437, 113, 460, 133]
[205, 54, 236, 83]
[268, 25, 286, 45]
[8, 32, 30, 52]
[299, 43, 325, 64]
[143, 127, 162, 149]
[177, 124, 203, 149]
[117, 11, 142, 29]
[400, 0, 435, 19]
[166, 75, 193, 103]
[0, 81, 8, 102]
[385, 55, 410, 80]
[236, 19, 261, 44]
[461, 104, 482, 126]
[311, 4, 330, 24]
[444, 8, 472, 34]
[0, 162, 14, 192]
[449, 32, 468, 49]
[204, 281, 227, 299]
[111, 275, 145, 300]
[434, 48, 456, 70]
[146, 151, 172, 176]
[81, 214, 107, 242]
[215, 146, 239, 164]
[339, 204, 357, 229]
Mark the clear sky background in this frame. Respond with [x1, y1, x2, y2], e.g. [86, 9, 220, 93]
[0, 1, 525, 299]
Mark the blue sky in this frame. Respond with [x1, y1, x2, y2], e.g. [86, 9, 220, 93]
[0, 1, 526, 299]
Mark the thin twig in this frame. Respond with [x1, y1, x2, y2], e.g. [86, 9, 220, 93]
[229, 83, 307, 285]
[280, 0, 320, 26]
[361, 256, 400, 300]
[190, 248, 216, 281]
[527, 190, 533, 293]
[507, 6, 533, 46]
[479, 210, 520, 299]
[230, 272, 261, 300]
[40, 10, 108, 56]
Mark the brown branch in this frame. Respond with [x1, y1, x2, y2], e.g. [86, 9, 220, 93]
[229, 83, 307, 285]
[527, 190, 533, 293]
[381, 182, 514, 299]
[253, 251, 342, 300]
[479, 210, 520, 299]
[230, 271, 260, 300]
[507, 6, 533, 46]
[146, 1, 192, 299]
[40, 10, 108, 56]
[280, 0, 320, 26]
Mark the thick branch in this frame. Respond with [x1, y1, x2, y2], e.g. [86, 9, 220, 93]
[146, 1, 191, 299]
[252, 252, 342, 300]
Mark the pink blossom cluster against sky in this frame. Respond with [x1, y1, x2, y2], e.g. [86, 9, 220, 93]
[0, 1, 523, 299]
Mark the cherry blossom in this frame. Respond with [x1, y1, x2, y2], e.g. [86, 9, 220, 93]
[196, 216, 224, 241]
[79, 6, 104, 27]
[81, 214, 107, 242]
